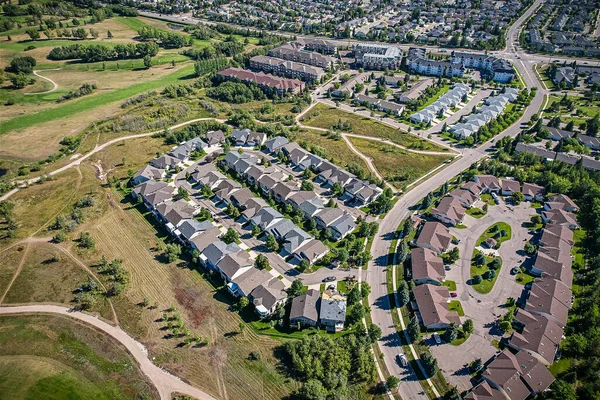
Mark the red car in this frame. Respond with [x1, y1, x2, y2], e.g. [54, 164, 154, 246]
[450, 292, 458, 298]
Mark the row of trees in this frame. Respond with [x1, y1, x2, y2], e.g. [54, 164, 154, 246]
[136, 26, 189, 48]
[48, 42, 159, 62]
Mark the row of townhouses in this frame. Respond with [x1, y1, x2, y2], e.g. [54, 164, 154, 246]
[249, 55, 326, 82]
[409, 83, 471, 125]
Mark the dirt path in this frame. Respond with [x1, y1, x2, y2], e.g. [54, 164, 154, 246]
[340, 134, 395, 191]
[0, 244, 29, 305]
[0, 118, 226, 202]
[25, 69, 60, 95]
[0, 304, 217, 400]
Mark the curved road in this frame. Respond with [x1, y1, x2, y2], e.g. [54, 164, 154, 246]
[0, 305, 216, 400]
[365, 1, 546, 399]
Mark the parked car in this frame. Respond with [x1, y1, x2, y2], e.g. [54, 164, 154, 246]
[433, 333, 442, 344]
[445, 265, 451, 271]
[323, 276, 336, 282]
[450, 292, 457, 298]
[511, 267, 519, 275]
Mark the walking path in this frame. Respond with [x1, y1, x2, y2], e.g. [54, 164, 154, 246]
[25, 69, 60, 95]
[0, 118, 226, 202]
[0, 305, 217, 400]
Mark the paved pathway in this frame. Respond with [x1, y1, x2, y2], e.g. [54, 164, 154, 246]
[0, 305, 217, 400]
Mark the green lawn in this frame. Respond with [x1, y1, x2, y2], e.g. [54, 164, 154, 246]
[2, 63, 195, 135]
[0, 314, 158, 399]
[516, 271, 536, 286]
[442, 280, 456, 291]
[349, 137, 452, 187]
[470, 250, 503, 294]
[466, 207, 486, 218]
[448, 300, 464, 316]
[480, 194, 495, 206]
[549, 358, 572, 377]
[476, 222, 512, 248]
[301, 103, 447, 152]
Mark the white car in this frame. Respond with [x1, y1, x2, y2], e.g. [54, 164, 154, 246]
[433, 333, 441, 344]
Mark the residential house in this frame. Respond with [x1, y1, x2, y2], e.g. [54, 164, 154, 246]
[228, 267, 274, 298]
[328, 214, 356, 241]
[264, 136, 290, 154]
[448, 188, 478, 208]
[283, 227, 312, 254]
[522, 182, 545, 201]
[247, 131, 267, 147]
[482, 350, 554, 400]
[150, 154, 180, 170]
[189, 226, 221, 253]
[411, 248, 445, 286]
[541, 209, 579, 230]
[319, 288, 347, 332]
[294, 239, 328, 264]
[500, 179, 521, 196]
[544, 194, 578, 213]
[250, 207, 284, 231]
[205, 130, 226, 146]
[202, 240, 242, 270]
[132, 165, 165, 186]
[216, 251, 254, 282]
[249, 279, 287, 318]
[412, 284, 460, 330]
[474, 175, 501, 193]
[464, 381, 506, 400]
[315, 207, 345, 230]
[415, 221, 452, 255]
[430, 196, 467, 226]
[290, 289, 321, 327]
[344, 178, 383, 205]
[510, 309, 563, 365]
[528, 251, 573, 287]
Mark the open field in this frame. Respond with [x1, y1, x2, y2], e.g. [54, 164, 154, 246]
[301, 103, 447, 152]
[349, 137, 452, 187]
[0, 245, 27, 298]
[0, 314, 159, 399]
[296, 128, 370, 171]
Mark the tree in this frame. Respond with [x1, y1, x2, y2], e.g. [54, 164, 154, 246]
[368, 323, 382, 343]
[164, 243, 182, 263]
[549, 380, 576, 400]
[238, 296, 249, 309]
[298, 259, 310, 272]
[397, 240, 409, 262]
[78, 232, 95, 249]
[397, 280, 410, 307]
[531, 214, 542, 225]
[297, 379, 327, 400]
[143, 55, 152, 68]
[25, 28, 40, 40]
[107, 30, 113, 39]
[288, 279, 304, 298]
[470, 358, 483, 373]
[444, 247, 460, 264]
[499, 320, 512, 334]
[347, 285, 361, 306]
[251, 224, 261, 237]
[9, 56, 36, 74]
[472, 274, 483, 284]
[386, 376, 400, 391]
[262, 233, 277, 251]
[420, 352, 438, 377]
[442, 323, 459, 342]
[444, 387, 462, 400]
[407, 314, 420, 342]
[255, 254, 270, 270]
[512, 191, 525, 204]
[222, 228, 239, 244]
[524, 241, 536, 255]
[53, 232, 68, 243]
[331, 182, 344, 196]
[10, 73, 29, 89]
[300, 180, 314, 191]
[463, 319, 474, 334]
[474, 253, 486, 266]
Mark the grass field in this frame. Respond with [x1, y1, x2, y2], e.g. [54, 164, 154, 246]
[470, 250, 503, 294]
[301, 103, 447, 152]
[0, 314, 159, 399]
[295, 128, 369, 171]
[448, 300, 464, 316]
[349, 137, 452, 187]
[475, 222, 512, 247]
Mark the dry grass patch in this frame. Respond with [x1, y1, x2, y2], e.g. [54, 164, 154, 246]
[0, 245, 27, 298]
[295, 128, 369, 171]
[349, 137, 451, 186]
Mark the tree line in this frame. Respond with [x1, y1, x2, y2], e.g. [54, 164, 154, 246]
[47, 42, 159, 62]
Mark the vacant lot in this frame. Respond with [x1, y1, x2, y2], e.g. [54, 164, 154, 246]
[349, 137, 451, 187]
[301, 103, 447, 152]
[0, 314, 159, 399]
[296, 128, 369, 171]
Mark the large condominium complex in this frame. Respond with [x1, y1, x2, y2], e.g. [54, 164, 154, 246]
[450, 52, 515, 83]
[217, 68, 305, 95]
[353, 43, 402, 70]
[249, 55, 325, 82]
[407, 47, 465, 78]
[268, 42, 336, 68]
